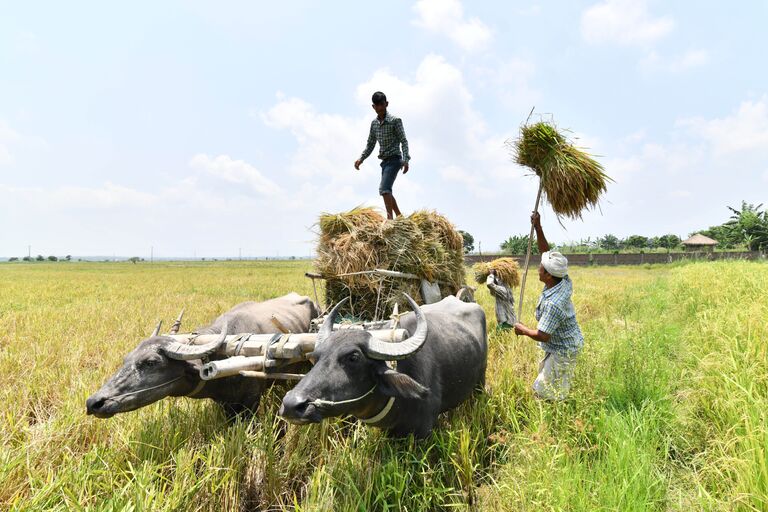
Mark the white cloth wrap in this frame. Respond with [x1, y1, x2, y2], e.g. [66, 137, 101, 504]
[541, 251, 568, 278]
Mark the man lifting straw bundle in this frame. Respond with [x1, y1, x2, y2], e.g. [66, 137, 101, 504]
[509, 118, 611, 400]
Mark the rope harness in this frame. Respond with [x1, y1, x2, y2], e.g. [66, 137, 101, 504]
[308, 385, 395, 426]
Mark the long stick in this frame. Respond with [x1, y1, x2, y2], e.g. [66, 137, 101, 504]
[517, 182, 543, 322]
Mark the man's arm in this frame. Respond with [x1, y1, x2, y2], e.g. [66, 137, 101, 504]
[532, 212, 549, 253]
[395, 118, 410, 173]
[514, 323, 551, 342]
[355, 123, 376, 170]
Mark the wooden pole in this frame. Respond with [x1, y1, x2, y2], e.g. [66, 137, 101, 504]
[517, 182, 543, 323]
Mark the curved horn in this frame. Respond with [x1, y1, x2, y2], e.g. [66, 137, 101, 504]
[316, 298, 348, 346]
[151, 320, 163, 337]
[365, 294, 428, 360]
[169, 309, 185, 335]
[160, 320, 229, 361]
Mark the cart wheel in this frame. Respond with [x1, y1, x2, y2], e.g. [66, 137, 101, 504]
[455, 286, 475, 303]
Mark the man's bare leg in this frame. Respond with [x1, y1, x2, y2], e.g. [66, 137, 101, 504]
[390, 194, 402, 217]
[382, 193, 394, 219]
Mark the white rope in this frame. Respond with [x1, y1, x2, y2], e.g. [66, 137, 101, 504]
[360, 397, 395, 424]
[309, 385, 377, 408]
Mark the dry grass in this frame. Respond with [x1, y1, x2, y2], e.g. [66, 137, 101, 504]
[473, 257, 522, 288]
[509, 121, 611, 219]
[315, 208, 466, 319]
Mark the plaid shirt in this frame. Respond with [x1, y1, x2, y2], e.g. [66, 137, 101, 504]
[359, 112, 410, 162]
[535, 275, 583, 355]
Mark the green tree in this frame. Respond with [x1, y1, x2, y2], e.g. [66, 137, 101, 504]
[22, 256, 32, 262]
[657, 234, 681, 250]
[47, 255, 58, 261]
[128, 257, 140, 264]
[35, 255, 44, 261]
[458, 230, 475, 254]
[8, 257, 18, 261]
[65, 255, 72, 261]
[599, 234, 621, 251]
[501, 234, 532, 254]
[624, 235, 649, 250]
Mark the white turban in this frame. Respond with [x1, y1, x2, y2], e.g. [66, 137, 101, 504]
[541, 251, 568, 278]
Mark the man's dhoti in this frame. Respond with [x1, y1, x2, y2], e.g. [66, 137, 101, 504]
[533, 351, 577, 401]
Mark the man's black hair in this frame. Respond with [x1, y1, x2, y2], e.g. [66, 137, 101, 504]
[372, 91, 387, 105]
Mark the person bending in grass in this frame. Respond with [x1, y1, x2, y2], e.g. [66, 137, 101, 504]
[354, 91, 410, 220]
[514, 212, 583, 400]
[486, 269, 516, 330]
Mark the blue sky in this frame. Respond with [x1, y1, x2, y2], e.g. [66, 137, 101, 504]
[1, 0, 767, 258]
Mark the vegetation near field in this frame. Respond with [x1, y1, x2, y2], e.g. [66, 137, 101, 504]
[1, 260, 766, 510]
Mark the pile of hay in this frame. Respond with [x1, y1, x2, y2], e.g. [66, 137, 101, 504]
[509, 121, 611, 219]
[472, 257, 521, 288]
[315, 207, 466, 320]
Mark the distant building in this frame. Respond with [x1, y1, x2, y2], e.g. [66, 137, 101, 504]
[682, 234, 718, 252]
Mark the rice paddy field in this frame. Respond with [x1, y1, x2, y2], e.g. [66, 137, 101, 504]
[1, 260, 766, 511]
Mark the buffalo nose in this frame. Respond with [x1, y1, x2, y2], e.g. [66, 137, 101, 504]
[86, 396, 106, 415]
[280, 392, 309, 419]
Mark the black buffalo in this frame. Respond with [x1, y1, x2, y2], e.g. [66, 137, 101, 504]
[86, 293, 318, 418]
[279, 294, 487, 438]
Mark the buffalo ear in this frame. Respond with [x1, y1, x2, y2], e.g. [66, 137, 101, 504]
[376, 367, 429, 400]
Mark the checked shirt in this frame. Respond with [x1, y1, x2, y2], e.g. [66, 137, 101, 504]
[535, 275, 584, 356]
[359, 112, 410, 162]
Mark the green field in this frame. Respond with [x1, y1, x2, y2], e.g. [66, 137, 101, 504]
[1, 260, 766, 511]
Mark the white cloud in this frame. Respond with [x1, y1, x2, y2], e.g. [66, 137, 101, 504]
[0, 182, 157, 210]
[189, 153, 281, 195]
[581, 0, 674, 46]
[679, 97, 768, 156]
[639, 49, 709, 73]
[440, 165, 493, 198]
[477, 57, 540, 112]
[413, 0, 492, 51]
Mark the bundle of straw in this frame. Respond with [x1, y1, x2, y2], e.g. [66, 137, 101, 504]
[511, 121, 610, 219]
[472, 257, 521, 288]
[508, 117, 611, 322]
[315, 207, 466, 320]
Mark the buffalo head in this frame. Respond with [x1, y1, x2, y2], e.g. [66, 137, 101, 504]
[279, 294, 429, 425]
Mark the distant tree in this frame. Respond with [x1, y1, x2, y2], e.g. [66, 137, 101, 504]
[22, 256, 32, 262]
[599, 234, 621, 251]
[36, 255, 44, 261]
[624, 235, 649, 249]
[501, 235, 532, 255]
[47, 255, 58, 261]
[657, 234, 681, 250]
[458, 230, 475, 254]
[128, 257, 140, 264]
[65, 255, 72, 261]
[9, 257, 18, 261]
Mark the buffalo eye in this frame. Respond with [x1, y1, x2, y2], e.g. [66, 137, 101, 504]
[137, 355, 163, 369]
[344, 351, 362, 364]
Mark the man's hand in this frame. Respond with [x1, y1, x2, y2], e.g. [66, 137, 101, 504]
[354, 159, 362, 170]
[531, 211, 541, 228]
[486, 274, 495, 286]
[402, 162, 409, 174]
[513, 322, 527, 336]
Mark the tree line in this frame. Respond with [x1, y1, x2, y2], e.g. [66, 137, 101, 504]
[492, 201, 767, 254]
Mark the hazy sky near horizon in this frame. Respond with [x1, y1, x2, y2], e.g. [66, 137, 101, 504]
[1, 1, 767, 257]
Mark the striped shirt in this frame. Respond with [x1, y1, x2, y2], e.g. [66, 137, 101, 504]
[535, 275, 583, 356]
[359, 112, 410, 162]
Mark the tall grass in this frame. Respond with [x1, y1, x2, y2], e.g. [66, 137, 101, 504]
[0, 260, 766, 510]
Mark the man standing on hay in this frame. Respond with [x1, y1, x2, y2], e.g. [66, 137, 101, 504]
[514, 213, 584, 401]
[354, 91, 410, 220]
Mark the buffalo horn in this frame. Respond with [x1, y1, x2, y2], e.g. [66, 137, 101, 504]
[365, 294, 428, 360]
[161, 320, 229, 361]
[316, 297, 349, 346]
[151, 320, 163, 337]
[169, 309, 185, 335]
